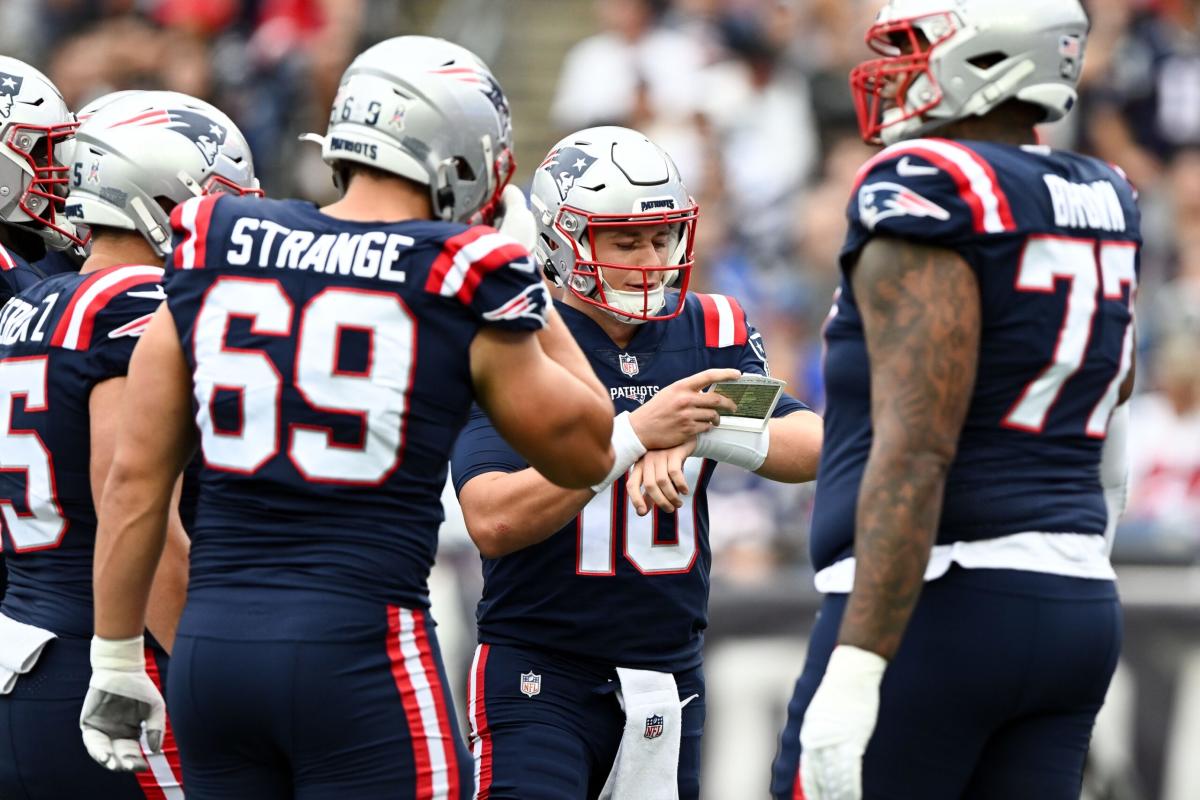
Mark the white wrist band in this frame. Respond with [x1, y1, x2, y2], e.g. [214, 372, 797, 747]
[90, 635, 146, 672]
[692, 424, 770, 471]
[591, 411, 647, 493]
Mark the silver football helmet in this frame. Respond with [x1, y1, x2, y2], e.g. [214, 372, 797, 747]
[302, 36, 514, 225]
[531, 126, 698, 323]
[66, 90, 261, 258]
[0, 56, 85, 250]
[852, 0, 1089, 144]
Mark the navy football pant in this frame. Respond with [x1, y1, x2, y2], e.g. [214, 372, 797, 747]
[0, 636, 183, 799]
[771, 566, 1122, 800]
[467, 642, 704, 800]
[167, 605, 471, 800]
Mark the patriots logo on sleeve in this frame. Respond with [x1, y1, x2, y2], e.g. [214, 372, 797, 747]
[858, 181, 951, 231]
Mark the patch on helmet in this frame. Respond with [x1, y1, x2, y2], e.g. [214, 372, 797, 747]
[540, 146, 597, 200]
[636, 196, 676, 213]
[858, 181, 950, 230]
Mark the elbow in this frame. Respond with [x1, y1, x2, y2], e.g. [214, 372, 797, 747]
[466, 516, 520, 560]
[537, 402, 615, 489]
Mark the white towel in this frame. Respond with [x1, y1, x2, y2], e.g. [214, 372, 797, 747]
[599, 667, 696, 800]
[0, 613, 56, 694]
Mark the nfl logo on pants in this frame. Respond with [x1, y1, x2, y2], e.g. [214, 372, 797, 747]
[520, 671, 541, 698]
[644, 714, 664, 740]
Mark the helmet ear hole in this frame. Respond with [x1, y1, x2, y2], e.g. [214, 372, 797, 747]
[968, 52, 1008, 70]
[453, 157, 476, 181]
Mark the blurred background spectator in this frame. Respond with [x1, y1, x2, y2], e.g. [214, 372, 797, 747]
[5, 0, 1198, 796]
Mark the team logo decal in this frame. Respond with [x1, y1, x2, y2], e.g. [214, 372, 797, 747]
[540, 146, 597, 200]
[747, 332, 770, 375]
[858, 181, 951, 231]
[164, 109, 227, 167]
[644, 714, 664, 740]
[0, 72, 24, 119]
[618, 353, 639, 377]
[520, 671, 542, 698]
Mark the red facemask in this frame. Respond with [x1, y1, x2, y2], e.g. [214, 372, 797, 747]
[6, 121, 89, 246]
[850, 12, 958, 144]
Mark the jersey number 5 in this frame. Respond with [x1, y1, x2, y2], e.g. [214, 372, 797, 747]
[193, 277, 413, 485]
[0, 356, 68, 551]
[1003, 236, 1136, 436]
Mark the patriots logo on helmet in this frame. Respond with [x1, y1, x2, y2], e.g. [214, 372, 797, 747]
[164, 109, 227, 167]
[858, 181, 951, 231]
[540, 146, 597, 200]
[0, 72, 25, 119]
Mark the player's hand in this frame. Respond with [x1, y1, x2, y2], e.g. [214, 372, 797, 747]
[799, 645, 887, 800]
[495, 184, 537, 252]
[630, 368, 740, 451]
[80, 636, 164, 772]
[628, 439, 697, 515]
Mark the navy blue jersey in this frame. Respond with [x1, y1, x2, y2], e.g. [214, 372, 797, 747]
[0, 264, 163, 636]
[0, 243, 46, 305]
[164, 194, 549, 641]
[452, 294, 809, 671]
[812, 139, 1141, 572]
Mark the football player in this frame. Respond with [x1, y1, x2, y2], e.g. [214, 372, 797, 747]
[771, 2, 1138, 798]
[0, 57, 86, 310]
[79, 37, 616, 800]
[0, 88, 260, 800]
[451, 126, 823, 799]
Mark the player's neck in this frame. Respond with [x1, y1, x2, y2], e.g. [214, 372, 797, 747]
[564, 291, 639, 349]
[936, 103, 1042, 146]
[81, 230, 161, 274]
[322, 173, 433, 223]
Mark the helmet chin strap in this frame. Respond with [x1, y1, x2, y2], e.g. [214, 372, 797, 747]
[596, 273, 666, 324]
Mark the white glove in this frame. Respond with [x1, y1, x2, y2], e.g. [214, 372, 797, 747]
[495, 184, 537, 252]
[80, 635, 164, 772]
[799, 645, 888, 800]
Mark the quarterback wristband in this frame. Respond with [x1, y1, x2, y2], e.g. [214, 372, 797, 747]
[591, 411, 647, 493]
[691, 425, 770, 471]
[90, 635, 146, 672]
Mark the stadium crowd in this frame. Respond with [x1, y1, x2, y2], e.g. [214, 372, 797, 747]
[3, 0, 1195, 575]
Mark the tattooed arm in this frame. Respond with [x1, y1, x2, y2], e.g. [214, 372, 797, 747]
[839, 237, 981, 660]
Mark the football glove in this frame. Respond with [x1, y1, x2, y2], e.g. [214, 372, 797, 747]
[80, 635, 164, 772]
[495, 184, 537, 252]
[800, 645, 888, 800]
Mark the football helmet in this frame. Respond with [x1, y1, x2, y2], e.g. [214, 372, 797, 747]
[302, 36, 515, 225]
[531, 126, 698, 323]
[852, 0, 1089, 144]
[66, 90, 261, 258]
[0, 56, 85, 250]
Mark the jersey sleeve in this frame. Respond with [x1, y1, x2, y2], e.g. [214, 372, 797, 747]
[841, 140, 1018, 270]
[450, 404, 530, 494]
[733, 306, 810, 418]
[51, 266, 165, 381]
[423, 225, 550, 332]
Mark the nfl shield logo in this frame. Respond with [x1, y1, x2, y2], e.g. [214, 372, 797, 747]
[644, 714, 664, 740]
[520, 671, 541, 698]
[619, 353, 639, 377]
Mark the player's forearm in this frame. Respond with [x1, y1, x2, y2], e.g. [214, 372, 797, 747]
[144, 481, 189, 653]
[460, 468, 593, 557]
[839, 449, 946, 659]
[94, 468, 174, 640]
[755, 411, 822, 483]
